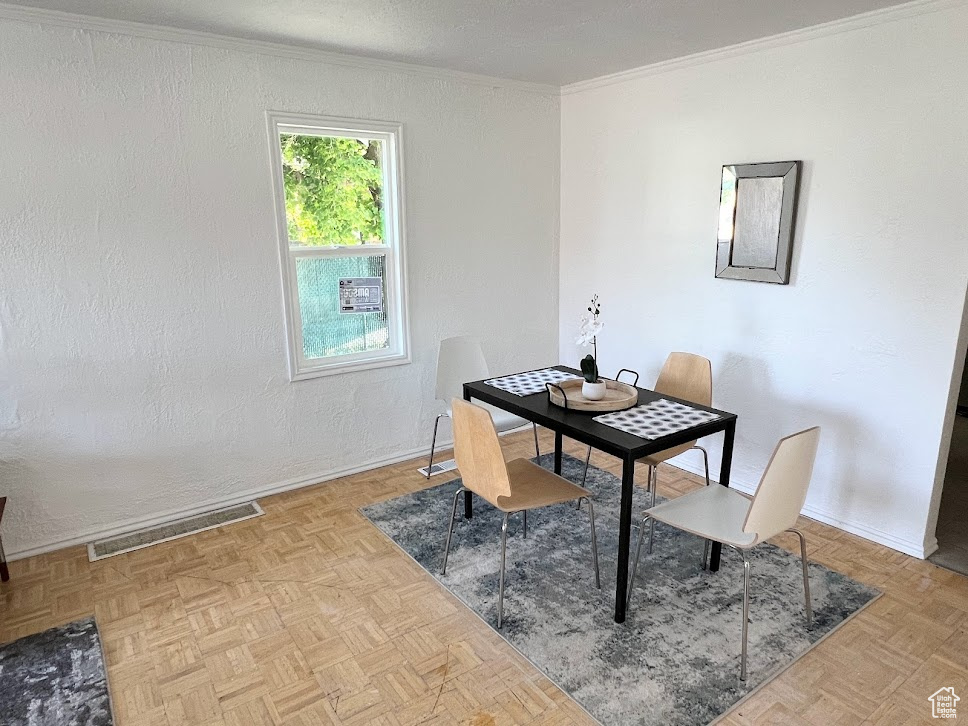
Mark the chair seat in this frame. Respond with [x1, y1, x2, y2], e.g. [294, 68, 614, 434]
[647, 485, 757, 548]
[495, 458, 590, 512]
[641, 440, 695, 467]
[447, 403, 529, 433]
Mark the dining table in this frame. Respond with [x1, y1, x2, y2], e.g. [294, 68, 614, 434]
[462, 365, 738, 623]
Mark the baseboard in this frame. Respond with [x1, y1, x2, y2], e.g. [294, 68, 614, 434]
[8, 433, 459, 561]
[668, 458, 931, 559]
[20, 426, 929, 563]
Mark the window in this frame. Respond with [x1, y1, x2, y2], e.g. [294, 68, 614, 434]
[267, 113, 410, 379]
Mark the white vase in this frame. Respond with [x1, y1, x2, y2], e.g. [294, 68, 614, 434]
[582, 380, 607, 401]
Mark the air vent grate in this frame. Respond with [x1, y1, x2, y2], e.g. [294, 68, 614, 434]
[88, 502, 264, 561]
[417, 459, 458, 478]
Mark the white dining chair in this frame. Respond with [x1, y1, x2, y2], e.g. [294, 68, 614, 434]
[626, 426, 821, 681]
[427, 336, 540, 478]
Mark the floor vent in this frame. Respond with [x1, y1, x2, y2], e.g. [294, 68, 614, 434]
[87, 502, 264, 561]
[417, 459, 458, 478]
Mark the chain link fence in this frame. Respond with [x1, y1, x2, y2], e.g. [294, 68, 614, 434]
[295, 255, 389, 359]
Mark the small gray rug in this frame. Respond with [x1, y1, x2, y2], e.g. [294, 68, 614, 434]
[0, 617, 114, 726]
[362, 454, 879, 726]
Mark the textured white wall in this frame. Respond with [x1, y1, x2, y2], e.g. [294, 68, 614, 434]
[0, 18, 560, 556]
[560, 5, 968, 557]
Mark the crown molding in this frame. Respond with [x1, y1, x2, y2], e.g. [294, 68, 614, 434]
[0, 2, 558, 96]
[0, 0, 961, 99]
[561, 0, 967, 96]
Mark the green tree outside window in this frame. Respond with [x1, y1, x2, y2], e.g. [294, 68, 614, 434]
[280, 134, 384, 246]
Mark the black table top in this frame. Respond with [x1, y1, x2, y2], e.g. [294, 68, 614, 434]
[463, 365, 737, 461]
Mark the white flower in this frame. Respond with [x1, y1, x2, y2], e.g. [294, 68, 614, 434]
[576, 314, 604, 346]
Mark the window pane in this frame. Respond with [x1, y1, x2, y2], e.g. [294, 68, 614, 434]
[295, 255, 389, 359]
[280, 134, 385, 247]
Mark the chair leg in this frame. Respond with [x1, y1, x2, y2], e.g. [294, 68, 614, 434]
[441, 487, 466, 575]
[627, 515, 650, 608]
[647, 467, 658, 554]
[576, 446, 593, 510]
[788, 528, 812, 624]
[583, 498, 601, 589]
[0, 534, 8, 582]
[498, 512, 510, 628]
[532, 423, 541, 460]
[523, 510, 527, 539]
[580, 446, 592, 487]
[427, 413, 449, 479]
[691, 445, 711, 487]
[741, 552, 751, 681]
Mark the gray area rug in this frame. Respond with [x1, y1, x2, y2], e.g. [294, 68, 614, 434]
[362, 454, 880, 726]
[0, 617, 114, 726]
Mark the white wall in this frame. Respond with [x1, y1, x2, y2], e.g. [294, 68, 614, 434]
[560, 4, 968, 557]
[0, 16, 560, 556]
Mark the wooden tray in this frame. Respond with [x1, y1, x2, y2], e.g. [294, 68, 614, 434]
[546, 378, 639, 412]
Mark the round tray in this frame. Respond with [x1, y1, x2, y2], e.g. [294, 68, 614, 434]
[547, 378, 639, 412]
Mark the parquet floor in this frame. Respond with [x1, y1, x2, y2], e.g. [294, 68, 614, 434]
[2, 429, 967, 725]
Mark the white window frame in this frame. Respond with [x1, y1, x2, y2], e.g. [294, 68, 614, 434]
[267, 112, 411, 380]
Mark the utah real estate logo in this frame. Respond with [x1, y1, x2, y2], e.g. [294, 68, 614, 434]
[929, 687, 959, 719]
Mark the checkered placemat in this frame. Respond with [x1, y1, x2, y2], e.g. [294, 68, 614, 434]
[593, 398, 720, 439]
[484, 368, 581, 396]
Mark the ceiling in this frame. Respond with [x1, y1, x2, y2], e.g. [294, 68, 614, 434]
[10, 0, 912, 85]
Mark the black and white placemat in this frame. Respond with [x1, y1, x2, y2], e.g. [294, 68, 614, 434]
[484, 368, 581, 396]
[593, 398, 720, 439]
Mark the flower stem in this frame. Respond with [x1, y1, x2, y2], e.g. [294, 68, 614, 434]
[593, 336, 598, 380]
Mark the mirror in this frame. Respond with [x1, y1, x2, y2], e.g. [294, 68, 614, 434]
[715, 161, 801, 284]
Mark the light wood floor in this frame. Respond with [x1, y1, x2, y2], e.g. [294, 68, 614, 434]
[2, 430, 967, 726]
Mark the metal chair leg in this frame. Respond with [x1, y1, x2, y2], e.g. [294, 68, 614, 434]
[788, 528, 812, 624]
[584, 498, 601, 589]
[576, 446, 593, 509]
[523, 509, 527, 539]
[647, 467, 658, 554]
[0, 534, 8, 582]
[498, 513, 510, 628]
[627, 515, 650, 608]
[741, 552, 751, 681]
[580, 446, 592, 487]
[532, 423, 541, 459]
[691, 446, 712, 563]
[427, 413, 449, 479]
[441, 487, 466, 575]
[690, 445, 711, 487]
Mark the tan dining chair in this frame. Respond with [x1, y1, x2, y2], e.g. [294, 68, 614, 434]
[626, 426, 820, 680]
[441, 398, 601, 628]
[579, 354, 713, 528]
[427, 336, 540, 478]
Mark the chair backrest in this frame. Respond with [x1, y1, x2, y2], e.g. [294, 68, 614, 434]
[436, 336, 490, 402]
[743, 427, 821, 543]
[654, 352, 713, 407]
[451, 398, 512, 506]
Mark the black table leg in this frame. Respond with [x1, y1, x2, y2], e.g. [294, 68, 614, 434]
[554, 431, 563, 475]
[463, 388, 473, 519]
[708, 419, 736, 572]
[614, 455, 635, 623]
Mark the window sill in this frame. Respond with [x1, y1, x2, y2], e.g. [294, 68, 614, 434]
[290, 351, 411, 381]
